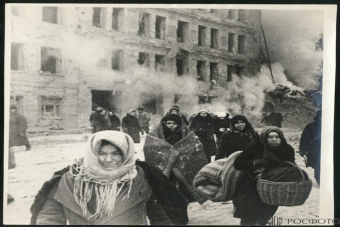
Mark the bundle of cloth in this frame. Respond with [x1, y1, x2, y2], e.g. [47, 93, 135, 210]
[260, 164, 309, 182]
[193, 151, 244, 202]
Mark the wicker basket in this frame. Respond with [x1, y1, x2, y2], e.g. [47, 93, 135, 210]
[257, 162, 313, 206]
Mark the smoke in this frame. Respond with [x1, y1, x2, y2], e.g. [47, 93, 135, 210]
[261, 10, 323, 90]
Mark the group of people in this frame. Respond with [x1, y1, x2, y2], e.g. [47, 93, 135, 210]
[27, 104, 321, 225]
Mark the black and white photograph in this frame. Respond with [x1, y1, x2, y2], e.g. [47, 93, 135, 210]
[3, 4, 336, 225]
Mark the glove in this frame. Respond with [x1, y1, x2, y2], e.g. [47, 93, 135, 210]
[263, 150, 284, 167]
[253, 158, 270, 168]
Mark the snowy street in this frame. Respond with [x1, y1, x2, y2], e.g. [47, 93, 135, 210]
[5, 130, 319, 225]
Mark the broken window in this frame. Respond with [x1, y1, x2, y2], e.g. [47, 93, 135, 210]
[138, 52, 149, 67]
[155, 16, 166, 39]
[177, 21, 188, 43]
[210, 62, 218, 81]
[112, 49, 123, 71]
[228, 10, 235, 19]
[92, 7, 102, 28]
[42, 7, 58, 24]
[176, 56, 188, 76]
[238, 9, 246, 22]
[198, 25, 206, 46]
[41, 47, 61, 74]
[40, 97, 62, 118]
[227, 65, 233, 82]
[196, 61, 205, 81]
[138, 12, 150, 36]
[238, 35, 246, 54]
[228, 33, 235, 53]
[236, 65, 245, 76]
[112, 8, 123, 31]
[155, 54, 165, 71]
[211, 28, 219, 49]
[12, 6, 19, 16]
[11, 43, 24, 71]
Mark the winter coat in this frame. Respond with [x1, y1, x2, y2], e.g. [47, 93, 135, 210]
[137, 112, 151, 127]
[122, 114, 142, 143]
[233, 141, 295, 224]
[109, 114, 121, 131]
[9, 112, 29, 147]
[31, 161, 189, 225]
[213, 115, 231, 143]
[215, 129, 259, 160]
[299, 121, 321, 168]
[189, 114, 217, 160]
[92, 111, 112, 133]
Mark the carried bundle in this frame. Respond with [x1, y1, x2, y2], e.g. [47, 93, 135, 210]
[257, 161, 312, 206]
[193, 151, 244, 202]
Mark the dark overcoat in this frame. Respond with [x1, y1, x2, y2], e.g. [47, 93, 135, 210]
[9, 113, 29, 147]
[122, 115, 141, 143]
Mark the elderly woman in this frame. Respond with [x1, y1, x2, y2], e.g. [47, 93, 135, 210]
[215, 115, 259, 160]
[31, 131, 189, 225]
[233, 126, 295, 226]
[189, 109, 217, 163]
[122, 109, 143, 143]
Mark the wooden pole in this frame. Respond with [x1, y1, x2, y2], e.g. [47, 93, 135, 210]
[261, 25, 275, 83]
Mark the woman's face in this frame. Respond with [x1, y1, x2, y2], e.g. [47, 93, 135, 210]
[98, 144, 123, 169]
[234, 120, 246, 131]
[165, 120, 178, 131]
[200, 112, 208, 117]
[267, 131, 282, 147]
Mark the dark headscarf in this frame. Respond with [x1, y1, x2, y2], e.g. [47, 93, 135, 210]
[162, 114, 182, 126]
[260, 126, 287, 151]
[230, 115, 254, 132]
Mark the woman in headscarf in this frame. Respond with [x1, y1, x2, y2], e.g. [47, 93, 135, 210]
[122, 109, 143, 143]
[213, 112, 231, 145]
[233, 126, 295, 226]
[189, 109, 217, 163]
[215, 115, 259, 160]
[32, 131, 189, 225]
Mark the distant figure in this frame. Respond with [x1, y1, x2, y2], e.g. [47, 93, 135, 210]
[92, 107, 112, 133]
[122, 109, 143, 143]
[213, 112, 231, 144]
[189, 109, 217, 162]
[108, 111, 121, 131]
[9, 105, 31, 151]
[137, 108, 151, 134]
[168, 106, 189, 126]
[261, 110, 283, 128]
[299, 110, 321, 184]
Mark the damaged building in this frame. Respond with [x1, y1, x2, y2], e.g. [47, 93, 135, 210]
[9, 6, 262, 128]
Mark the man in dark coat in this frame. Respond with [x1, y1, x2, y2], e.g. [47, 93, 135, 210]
[122, 109, 143, 143]
[92, 107, 112, 133]
[137, 108, 151, 134]
[169, 106, 189, 126]
[9, 105, 31, 150]
[30, 131, 188, 225]
[299, 110, 321, 184]
[189, 109, 217, 162]
[108, 111, 121, 131]
[213, 112, 231, 144]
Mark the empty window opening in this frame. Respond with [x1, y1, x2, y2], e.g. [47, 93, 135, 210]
[211, 28, 219, 49]
[176, 56, 187, 76]
[236, 65, 245, 76]
[112, 8, 123, 31]
[41, 47, 61, 74]
[196, 60, 205, 81]
[198, 25, 206, 46]
[40, 97, 62, 118]
[227, 65, 233, 82]
[177, 21, 188, 43]
[138, 12, 150, 36]
[11, 43, 24, 71]
[210, 62, 218, 81]
[92, 7, 102, 28]
[12, 6, 19, 16]
[155, 16, 166, 39]
[228, 33, 235, 53]
[228, 10, 235, 19]
[155, 54, 165, 71]
[238, 35, 246, 54]
[138, 52, 149, 67]
[112, 50, 123, 71]
[238, 9, 246, 22]
[42, 7, 58, 24]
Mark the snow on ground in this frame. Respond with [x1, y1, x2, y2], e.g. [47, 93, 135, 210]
[4, 130, 319, 225]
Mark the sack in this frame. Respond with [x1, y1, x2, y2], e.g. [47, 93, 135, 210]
[8, 148, 16, 169]
[193, 151, 244, 202]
